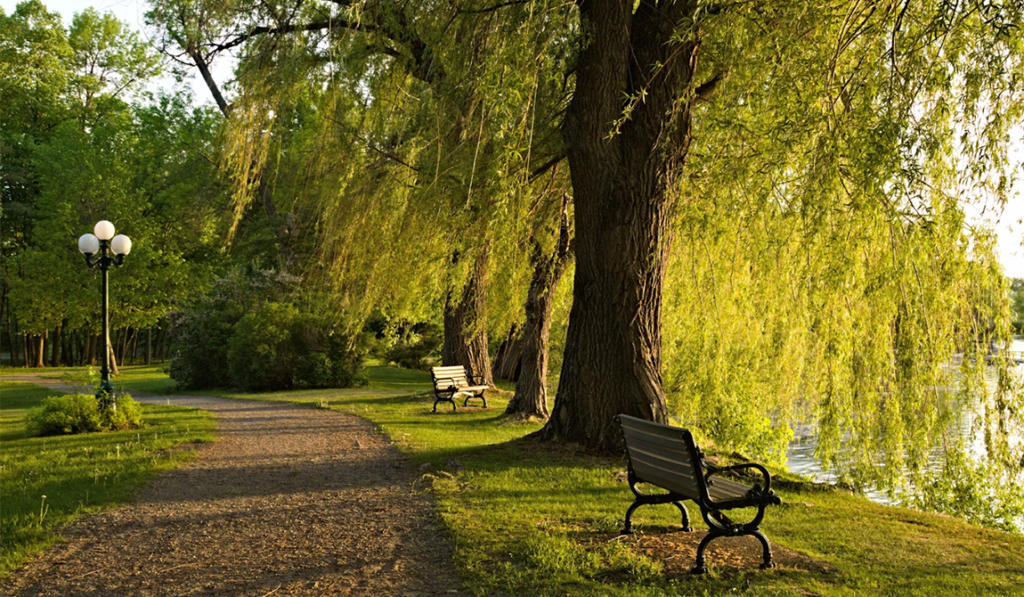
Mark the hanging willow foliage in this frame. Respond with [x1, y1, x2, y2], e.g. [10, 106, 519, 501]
[150, 0, 1023, 526]
[202, 0, 575, 333]
[660, 0, 1024, 528]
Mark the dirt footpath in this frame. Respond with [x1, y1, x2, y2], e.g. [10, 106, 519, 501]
[1, 395, 462, 596]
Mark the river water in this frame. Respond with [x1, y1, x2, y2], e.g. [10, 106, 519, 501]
[784, 336, 1024, 506]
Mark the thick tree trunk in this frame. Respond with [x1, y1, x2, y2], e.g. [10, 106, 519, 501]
[442, 250, 492, 381]
[540, 0, 700, 451]
[507, 199, 574, 419]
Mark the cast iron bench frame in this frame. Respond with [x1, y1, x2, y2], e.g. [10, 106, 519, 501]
[615, 414, 782, 574]
[430, 365, 489, 412]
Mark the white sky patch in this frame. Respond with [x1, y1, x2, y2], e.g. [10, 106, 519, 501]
[1, 0, 237, 106]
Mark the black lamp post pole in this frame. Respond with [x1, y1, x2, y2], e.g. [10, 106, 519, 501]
[82, 238, 124, 409]
[80, 221, 130, 410]
[99, 239, 114, 404]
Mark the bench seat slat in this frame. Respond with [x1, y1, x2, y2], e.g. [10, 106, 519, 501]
[628, 450, 701, 496]
[630, 461, 701, 499]
[629, 444, 753, 502]
[452, 385, 489, 392]
[706, 477, 753, 501]
[620, 427, 693, 455]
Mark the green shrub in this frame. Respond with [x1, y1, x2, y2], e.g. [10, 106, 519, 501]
[228, 302, 300, 392]
[227, 303, 369, 392]
[169, 267, 297, 390]
[170, 268, 368, 392]
[295, 352, 334, 388]
[25, 393, 144, 436]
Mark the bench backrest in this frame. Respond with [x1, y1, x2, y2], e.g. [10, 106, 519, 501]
[615, 414, 704, 501]
[431, 365, 470, 390]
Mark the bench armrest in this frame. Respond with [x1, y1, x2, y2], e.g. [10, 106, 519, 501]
[706, 462, 779, 504]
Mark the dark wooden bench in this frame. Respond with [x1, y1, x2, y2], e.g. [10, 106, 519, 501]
[430, 365, 489, 412]
[615, 414, 782, 574]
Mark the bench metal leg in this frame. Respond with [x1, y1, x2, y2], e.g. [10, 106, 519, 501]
[672, 500, 692, 532]
[462, 393, 487, 408]
[753, 530, 775, 569]
[432, 398, 457, 412]
[691, 530, 718, 574]
[691, 505, 775, 574]
[622, 500, 642, 534]
[622, 494, 691, 535]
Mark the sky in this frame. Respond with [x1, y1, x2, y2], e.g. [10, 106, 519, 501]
[4, 0, 1024, 278]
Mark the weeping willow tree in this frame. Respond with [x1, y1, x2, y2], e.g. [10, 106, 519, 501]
[148, 0, 576, 393]
[149, 0, 1024, 520]
[655, 1, 1024, 529]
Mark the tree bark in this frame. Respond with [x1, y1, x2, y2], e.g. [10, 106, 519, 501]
[540, 0, 700, 451]
[507, 198, 574, 419]
[50, 324, 62, 367]
[146, 327, 152, 365]
[492, 325, 523, 382]
[442, 250, 492, 381]
[34, 333, 45, 368]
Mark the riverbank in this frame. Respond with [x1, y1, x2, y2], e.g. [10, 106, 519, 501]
[167, 366, 1024, 596]
[3, 366, 1022, 595]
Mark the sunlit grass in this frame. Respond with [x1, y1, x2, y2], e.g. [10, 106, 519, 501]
[0, 380, 216, 577]
[5, 365, 1022, 595]
[199, 366, 1024, 596]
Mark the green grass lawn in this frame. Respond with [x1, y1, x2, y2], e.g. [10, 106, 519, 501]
[206, 366, 1024, 597]
[0, 380, 216, 577]
[3, 364, 1022, 595]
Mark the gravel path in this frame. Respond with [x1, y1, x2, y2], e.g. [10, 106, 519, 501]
[1, 392, 463, 596]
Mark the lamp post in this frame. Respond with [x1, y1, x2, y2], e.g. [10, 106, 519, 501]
[78, 220, 131, 408]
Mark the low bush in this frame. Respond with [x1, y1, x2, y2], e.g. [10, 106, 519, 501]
[170, 268, 367, 392]
[226, 302, 369, 392]
[25, 393, 144, 436]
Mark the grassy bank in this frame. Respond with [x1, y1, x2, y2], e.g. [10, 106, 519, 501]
[0, 380, 216, 576]
[5, 365, 1022, 595]
[211, 366, 1024, 596]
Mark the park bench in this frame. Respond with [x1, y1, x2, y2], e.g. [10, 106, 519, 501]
[430, 365, 489, 412]
[614, 414, 782, 574]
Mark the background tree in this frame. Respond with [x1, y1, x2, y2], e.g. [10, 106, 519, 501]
[1, 1, 229, 367]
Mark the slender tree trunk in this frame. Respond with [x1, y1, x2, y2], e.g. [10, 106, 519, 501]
[23, 333, 30, 367]
[507, 200, 574, 419]
[2, 295, 14, 366]
[132, 328, 138, 364]
[540, 0, 700, 451]
[50, 324, 62, 367]
[146, 327, 152, 365]
[110, 343, 120, 376]
[492, 325, 523, 382]
[442, 250, 492, 381]
[83, 334, 93, 366]
[34, 333, 45, 368]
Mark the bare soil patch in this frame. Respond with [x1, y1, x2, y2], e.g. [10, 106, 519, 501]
[1, 395, 463, 596]
[620, 527, 838, 578]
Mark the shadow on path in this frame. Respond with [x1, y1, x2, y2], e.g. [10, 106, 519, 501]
[1, 388, 463, 596]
